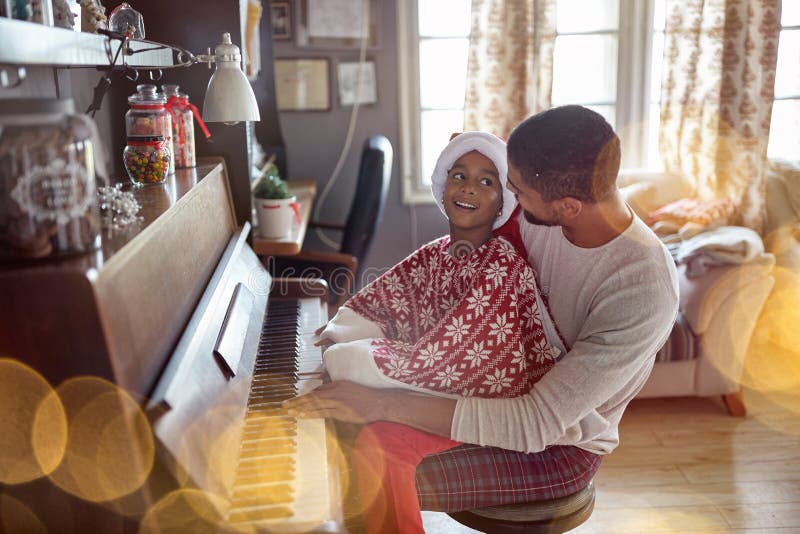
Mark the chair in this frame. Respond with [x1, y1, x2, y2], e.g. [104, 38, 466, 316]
[268, 135, 393, 311]
[446, 481, 595, 533]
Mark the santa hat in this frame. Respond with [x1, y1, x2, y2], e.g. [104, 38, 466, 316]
[430, 131, 516, 229]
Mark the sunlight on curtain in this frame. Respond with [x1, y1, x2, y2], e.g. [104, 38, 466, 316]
[660, 0, 783, 232]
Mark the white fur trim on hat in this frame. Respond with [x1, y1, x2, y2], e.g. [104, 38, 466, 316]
[430, 131, 516, 229]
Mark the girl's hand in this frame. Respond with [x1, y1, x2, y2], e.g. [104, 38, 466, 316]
[313, 323, 334, 347]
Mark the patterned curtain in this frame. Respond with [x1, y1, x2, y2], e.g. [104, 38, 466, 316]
[660, 0, 782, 233]
[464, 0, 557, 138]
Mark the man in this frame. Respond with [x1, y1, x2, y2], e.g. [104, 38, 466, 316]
[285, 105, 679, 529]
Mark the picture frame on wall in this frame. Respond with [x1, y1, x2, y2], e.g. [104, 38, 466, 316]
[274, 58, 331, 112]
[295, 0, 379, 49]
[337, 60, 377, 107]
[270, 1, 292, 41]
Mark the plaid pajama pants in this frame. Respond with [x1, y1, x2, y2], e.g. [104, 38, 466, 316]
[353, 422, 602, 534]
[415, 442, 603, 512]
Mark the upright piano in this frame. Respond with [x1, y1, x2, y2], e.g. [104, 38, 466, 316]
[0, 159, 344, 533]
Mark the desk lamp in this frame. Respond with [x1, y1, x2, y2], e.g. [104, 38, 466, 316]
[193, 33, 260, 124]
[118, 31, 260, 125]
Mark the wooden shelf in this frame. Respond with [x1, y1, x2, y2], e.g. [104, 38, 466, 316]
[252, 180, 317, 256]
[0, 18, 173, 68]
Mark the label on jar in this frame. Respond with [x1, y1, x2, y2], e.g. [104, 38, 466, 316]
[10, 158, 94, 225]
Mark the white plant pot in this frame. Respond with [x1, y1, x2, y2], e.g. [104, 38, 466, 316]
[254, 195, 300, 238]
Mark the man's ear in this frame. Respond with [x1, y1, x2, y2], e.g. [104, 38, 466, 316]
[558, 197, 583, 220]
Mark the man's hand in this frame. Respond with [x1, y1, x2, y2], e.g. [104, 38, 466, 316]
[283, 381, 458, 438]
[283, 380, 387, 424]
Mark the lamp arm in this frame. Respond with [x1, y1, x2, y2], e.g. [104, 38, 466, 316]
[97, 29, 215, 70]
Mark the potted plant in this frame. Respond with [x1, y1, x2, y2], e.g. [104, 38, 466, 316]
[252, 157, 299, 238]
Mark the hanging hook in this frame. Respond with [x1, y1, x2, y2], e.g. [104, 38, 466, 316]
[149, 69, 163, 81]
[125, 69, 140, 82]
[0, 66, 27, 89]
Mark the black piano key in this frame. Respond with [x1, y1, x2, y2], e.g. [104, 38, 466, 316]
[254, 361, 299, 370]
[246, 412, 296, 430]
[250, 384, 296, 394]
[243, 422, 296, 433]
[249, 393, 294, 403]
[255, 354, 298, 363]
[234, 465, 295, 486]
[249, 383, 297, 394]
[241, 440, 296, 457]
[236, 457, 295, 473]
[233, 483, 294, 503]
[254, 365, 299, 374]
[229, 506, 294, 523]
[251, 371, 298, 381]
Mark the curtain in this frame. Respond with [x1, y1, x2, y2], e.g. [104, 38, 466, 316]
[464, 0, 557, 139]
[660, 0, 782, 233]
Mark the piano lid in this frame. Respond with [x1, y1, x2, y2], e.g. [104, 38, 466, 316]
[0, 159, 239, 399]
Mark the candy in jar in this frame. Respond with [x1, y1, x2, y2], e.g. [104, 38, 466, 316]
[123, 135, 171, 185]
[162, 84, 196, 168]
[125, 84, 174, 175]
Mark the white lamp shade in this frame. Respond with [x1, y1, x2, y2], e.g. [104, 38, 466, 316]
[202, 57, 261, 123]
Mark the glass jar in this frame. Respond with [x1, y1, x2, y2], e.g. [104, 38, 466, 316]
[162, 84, 196, 169]
[125, 84, 174, 175]
[123, 135, 170, 185]
[108, 1, 144, 39]
[0, 98, 101, 260]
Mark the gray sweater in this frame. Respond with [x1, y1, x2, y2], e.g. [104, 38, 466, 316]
[451, 211, 679, 454]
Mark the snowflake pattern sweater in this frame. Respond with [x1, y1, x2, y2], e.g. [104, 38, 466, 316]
[321, 235, 567, 399]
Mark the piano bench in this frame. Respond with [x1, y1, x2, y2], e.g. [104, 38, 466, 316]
[446, 480, 595, 533]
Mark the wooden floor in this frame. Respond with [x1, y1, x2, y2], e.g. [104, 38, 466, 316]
[422, 387, 800, 533]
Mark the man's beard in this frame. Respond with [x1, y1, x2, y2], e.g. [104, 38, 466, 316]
[523, 209, 558, 227]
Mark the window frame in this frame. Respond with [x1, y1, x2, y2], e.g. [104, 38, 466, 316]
[397, 0, 430, 204]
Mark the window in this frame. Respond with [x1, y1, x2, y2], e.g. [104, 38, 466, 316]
[399, 0, 667, 204]
[768, 1, 800, 161]
[551, 0, 665, 169]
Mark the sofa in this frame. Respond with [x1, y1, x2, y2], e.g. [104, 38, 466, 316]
[617, 161, 800, 415]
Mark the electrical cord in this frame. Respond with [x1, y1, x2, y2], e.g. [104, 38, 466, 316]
[312, 0, 370, 250]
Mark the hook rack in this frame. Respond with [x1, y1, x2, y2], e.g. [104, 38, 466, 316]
[0, 66, 27, 89]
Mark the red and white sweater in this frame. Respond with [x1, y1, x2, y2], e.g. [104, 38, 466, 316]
[320, 235, 567, 399]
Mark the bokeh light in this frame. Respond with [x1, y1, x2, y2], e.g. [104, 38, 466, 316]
[0, 494, 47, 534]
[741, 265, 800, 423]
[48, 377, 155, 502]
[0, 359, 67, 485]
[175, 403, 242, 495]
[138, 489, 239, 534]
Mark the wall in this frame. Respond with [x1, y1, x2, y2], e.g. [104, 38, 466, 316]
[272, 0, 446, 278]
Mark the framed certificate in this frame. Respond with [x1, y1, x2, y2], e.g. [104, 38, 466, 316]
[274, 58, 331, 112]
[337, 60, 377, 106]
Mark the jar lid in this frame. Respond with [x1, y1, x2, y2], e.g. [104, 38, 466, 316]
[162, 84, 181, 96]
[0, 98, 77, 115]
[129, 84, 166, 104]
